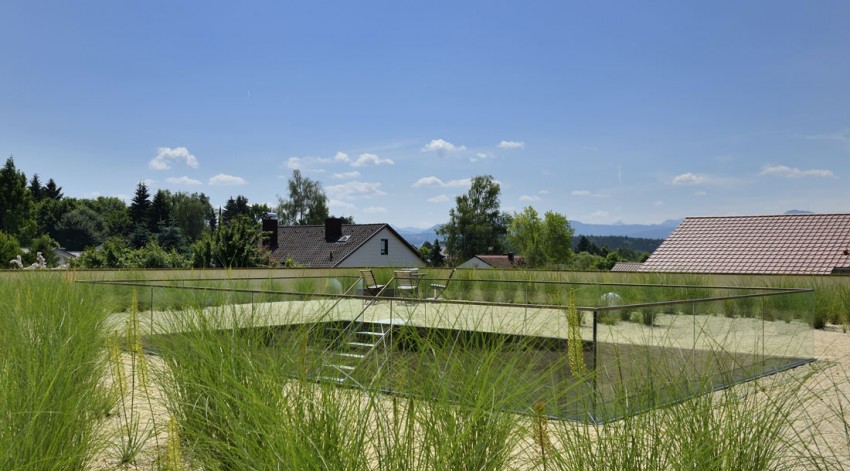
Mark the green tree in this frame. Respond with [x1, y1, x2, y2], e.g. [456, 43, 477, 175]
[81, 196, 130, 237]
[55, 206, 108, 250]
[437, 175, 507, 264]
[541, 210, 574, 265]
[192, 215, 268, 268]
[0, 156, 36, 243]
[34, 197, 78, 241]
[149, 189, 173, 232]
[0, 231, 22, 266]
[222, 195, 250, 227]
[43, 178, 63, 200]
[276, 170, 329, 225]
[29, 174, 44, 202]
[507, 206, 547, 267]
[428, 238, 446, 267]
[171, 192, 215, 241]
[75, 236, 131, 268]
[128, 182, 152, 227]
[157, 217, 189, 253]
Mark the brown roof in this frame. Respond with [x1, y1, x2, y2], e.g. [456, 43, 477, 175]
[267, 223, 419, 268]
[610, 262, 643, 272]
[474, 254, 526, 269]
[639, 214, 850, 275]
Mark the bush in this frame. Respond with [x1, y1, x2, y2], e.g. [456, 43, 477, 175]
[0, 230, 22, 266]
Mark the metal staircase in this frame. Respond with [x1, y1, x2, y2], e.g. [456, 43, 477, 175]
[316, 322, 391, 387]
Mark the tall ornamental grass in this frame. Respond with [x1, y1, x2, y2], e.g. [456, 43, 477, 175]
[0, 273, 112, 469]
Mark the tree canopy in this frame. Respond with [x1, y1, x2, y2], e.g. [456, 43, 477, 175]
[276, 170, 329, 225]
[507, 206, 574, 268]
[438, 175, 507, 265]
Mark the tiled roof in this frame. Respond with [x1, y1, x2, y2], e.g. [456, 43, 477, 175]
[639, 214, 850, 275]
[475, 254, 526, 269]
[268, 223, 388, 268]
[610, 262, 643, 272]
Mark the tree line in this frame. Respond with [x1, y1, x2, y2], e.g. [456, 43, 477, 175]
[0, 157, 340, 269]
[1, 155, 649, 270]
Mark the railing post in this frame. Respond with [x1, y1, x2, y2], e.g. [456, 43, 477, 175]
[592, 309, 598, 420]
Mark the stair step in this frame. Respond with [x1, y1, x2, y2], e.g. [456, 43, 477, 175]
[348, 341, 377, 348]
[316, 375, 346, 384]
[357, 331, 386, 337]
[332, 352, 366, 359]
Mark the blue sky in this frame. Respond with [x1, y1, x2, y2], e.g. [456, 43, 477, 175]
[2, 1, 849, 229]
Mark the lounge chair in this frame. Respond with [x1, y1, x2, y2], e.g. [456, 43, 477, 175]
[360, 269, 386, 297]
[394, 270, 420, 299]
[429, 268, 456, 300]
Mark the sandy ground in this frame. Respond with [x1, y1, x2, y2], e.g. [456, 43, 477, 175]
[96, 300, 849, 469]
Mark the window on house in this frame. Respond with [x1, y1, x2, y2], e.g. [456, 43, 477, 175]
[380, 239, 388, 255]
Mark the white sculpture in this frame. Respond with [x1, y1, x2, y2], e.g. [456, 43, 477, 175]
[9, 255, 23, 269]
[36, 252, 46, 268]
[601, 292, 623, 306]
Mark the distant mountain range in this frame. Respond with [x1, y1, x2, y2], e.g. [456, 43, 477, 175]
[395, 210, 814, 248]
[394, 219, 683, 247]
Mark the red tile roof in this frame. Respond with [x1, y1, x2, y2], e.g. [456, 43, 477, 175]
[473, 254, 526, 269]
[639, 214, 850, 275]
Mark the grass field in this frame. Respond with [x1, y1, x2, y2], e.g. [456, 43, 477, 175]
[2, 270, 849, 469]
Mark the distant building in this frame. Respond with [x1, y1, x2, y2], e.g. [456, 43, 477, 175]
[639, 213, 850, 275]
[610, 262, 643, 272]
[458, 253, 526, 269]
[263, 217, 424, 268]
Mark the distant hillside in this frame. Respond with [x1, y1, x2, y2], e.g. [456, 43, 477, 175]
[395, 219, 679, 248]
[570, 219, 681, 239]
[394, 225, 441, 247]
[572, 235, 663, 254]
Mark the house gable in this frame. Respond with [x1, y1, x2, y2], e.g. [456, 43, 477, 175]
[268, 222, 423, 268]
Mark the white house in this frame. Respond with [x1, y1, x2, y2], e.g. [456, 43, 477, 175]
[263, 217, 424, 268]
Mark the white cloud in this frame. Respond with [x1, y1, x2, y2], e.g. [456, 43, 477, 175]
[142, 179, 156, 187]
[695, 191, 708, 197]
[538, 189, 550, 195]
[286, 157, 301, 170]
[149, 147, 199, 170]
[802, 129, 850, 143]
[672, 172, 709, 185]
[334, 152, 350, 162]
[498, 140, 525, 149]
[326, 181, 387, 199]
[427, 194, 451, 203]
[759, 165, 836, 178]
[209, 174, 247, 186]
[166, 176, 202, 185]
[329, 199, 356, 211]
[571, 189, 606, 197]
[332, 171, 361, 179]
[351, 153, 394, 167]
[519, 195, 541, 202]
[652, 201, 664, 207]
[471, 152, 494, 162]
[364, 206, 387, 214]
[421, 139, 466, 154]
[413, 176, 471, 188]
[591, 210, 609, 218]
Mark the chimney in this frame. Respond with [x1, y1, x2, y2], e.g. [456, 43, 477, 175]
[325, 217, 343, 242]
[262, 213, 278, 249]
